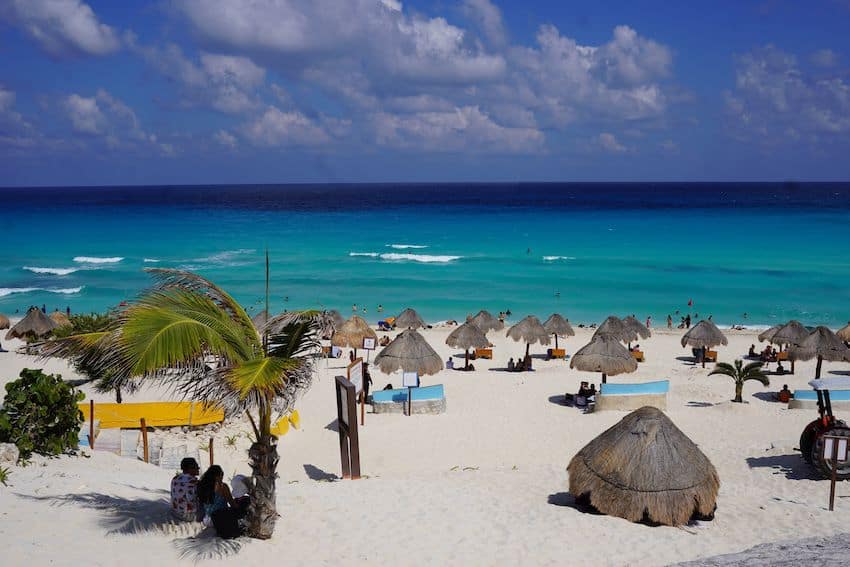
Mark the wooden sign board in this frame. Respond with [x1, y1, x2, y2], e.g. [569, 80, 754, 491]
[362, 337, 376, 350]
[823, 435, 850, 463]
[347, 358, 364, 395]
[334, 375, 361, 480]
[402, 371, 419, 388]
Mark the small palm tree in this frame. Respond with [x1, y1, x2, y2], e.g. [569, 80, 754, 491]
[42, 269, 330, 539]
[709, 359, 769, 403]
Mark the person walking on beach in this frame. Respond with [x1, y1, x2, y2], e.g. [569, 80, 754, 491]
[667, 314, 672, 329]
[685, 314, 691, 328]
[646, 316, 652, 329]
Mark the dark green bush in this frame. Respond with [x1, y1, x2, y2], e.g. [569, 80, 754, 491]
[0, 368, 84, 458]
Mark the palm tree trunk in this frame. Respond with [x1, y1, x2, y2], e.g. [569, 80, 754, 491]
[246, 437, 279, 539]
[816, 355, 823, 379]
[734, 381, 743, 403]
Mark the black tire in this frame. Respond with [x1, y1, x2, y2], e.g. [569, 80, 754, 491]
[812, 422, 850, 480]
[799, 420, 822, 464]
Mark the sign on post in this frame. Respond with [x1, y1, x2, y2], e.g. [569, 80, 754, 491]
[823, 434, 848, 511]
[348, 357, 367, 426]
[334, 375, 361, 479]
[362, 337, 376, 350]
[402, 371, 419, 416]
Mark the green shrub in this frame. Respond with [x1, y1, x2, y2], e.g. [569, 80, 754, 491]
[0, 368, 84, 458]
[0, 466, 10, 486]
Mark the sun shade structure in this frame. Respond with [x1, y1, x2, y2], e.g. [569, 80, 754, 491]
[507, 315, 551, 358]
[593, 316, 637, 344]
[769, 320, 810, 373]
[332, 315, 378, 355]
[49, 310, 72, 328]
[543, 313, 574, 349]
[469, 310, 503, 333]
[788, 326, 850, 379]
[0, 313, 9, 330]
[446, 320, 489, 369]
[373, 329, 443, 376]
[622, 315, 651, 339]
[5, 307, 58, 340]
[570, 334, 637, 383]
[681, 320, 728, 368]
[837, 322, 850, 343]
[394, 307, 427, 330]
[567, 406, 719, 527]
[252, 310, 270, 329]
[758, 324, 782, 344]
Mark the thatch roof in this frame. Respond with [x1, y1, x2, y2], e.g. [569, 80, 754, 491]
[622, 315, 651, 339]
[680, 320, 728, 349]
[570, 334, 637, 376]
[567, 406, 719, 526]
[446, 320, 490, 350]
[838, 322, 850, 343]
[49, 310, 72, 328]
[394, 307, 426, 330]
[327, 309, 345, 329]
[331, 315, 377, 349]
[469, 310, 504, 333]
[252, 310, 270, 329]
[5, 307, 58, 340]
[758, 324, 782, 343]
[543, 313, 574, 337]
[0, 313, 9, 330]
[373, 329, 443, 376]
[771, 320, 809, 347]
[592, 316, 637, 343]
[506, 315, 551, 346]
[788, 326, 850, 362]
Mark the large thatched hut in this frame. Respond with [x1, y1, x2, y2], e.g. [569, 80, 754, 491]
[543, 313, 574, 349]
[394, 308, 427, 330]
[373, 329, 443, 376]
[506, 315, 550, 358]
[788, 326, 850, 379]
[5, 307, 58, 341]
[593, 316, 637, 344]
[332, 315, 378, 355]
[567, 406, 719, 526]
[570, 334, 637, 383]
[0, 313, 10, 330]
[446, 320, 489, 369]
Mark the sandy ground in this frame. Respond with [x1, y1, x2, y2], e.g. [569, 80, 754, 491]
[1, 324, 849, 566]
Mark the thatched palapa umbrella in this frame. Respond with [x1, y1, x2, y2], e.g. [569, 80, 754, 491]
[394, 307, 426, 330]
[50, 310, 72, 328]
[507, 315, 550, 358]
[543, 313, 574, 349]
[446, 320, 489, 370]
[6, 307, 58, 341]
[252, 309, 270, 329]
[681, 320, 727, 368]
[788, 326, 850, 379]
[373, 329, 443, 376]
[837, 322, 850, 343]
[567, 406, 719, 526]
[332, 315, 378, 356]
[327, 309, 345, 329]
[593, 316, 637, 344]
[771, 320, 809, 373]
[469, 310, 503, 333]
[622, 315, 650, 348]
[758, 324, 782, 344]
[570, 334, 637, 384]
[0, 313, 10, 330]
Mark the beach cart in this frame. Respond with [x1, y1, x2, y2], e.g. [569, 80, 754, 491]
[799, 377, 850, 480]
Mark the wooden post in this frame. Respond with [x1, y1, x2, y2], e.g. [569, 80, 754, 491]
[829, 441, 838, 511]
[140, 418, 149, 463]
[88, 399, 95, 450]
[360, 392, 365, 426]
[209, 437, 214, 466]
[407, 387, 412, 417]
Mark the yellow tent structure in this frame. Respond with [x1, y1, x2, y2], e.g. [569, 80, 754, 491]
[78, 401, 224, 429]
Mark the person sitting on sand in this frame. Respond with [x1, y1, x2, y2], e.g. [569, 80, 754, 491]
[446, 357, 454, 370]
[778, 384, 792, 403]
[171, 457, 201, 522]
[379, 335, 390, 346]
[507, 357, 515, 372]
[524, 354, 532, 371]
[776, 361, 786, 375]
[467, 362, 476, 372]
[576, 382, 590, 407]
[197, 465, 243, 539]
[588, 384, 597, 400]
[748, 344, 756, 357]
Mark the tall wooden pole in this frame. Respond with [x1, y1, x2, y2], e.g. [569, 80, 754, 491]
[140, 418, 149, 463]
[209, 437, 215, 466]
[89, 399, 95, 449]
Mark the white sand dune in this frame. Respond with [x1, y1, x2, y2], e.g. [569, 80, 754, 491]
[1, 325, 848, 565]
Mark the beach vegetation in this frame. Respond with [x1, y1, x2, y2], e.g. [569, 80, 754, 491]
[0, 466, 10, 486]
[0, 368, 84, 458]
[709, 359, 769, 403]
[41, 269, 327, 540]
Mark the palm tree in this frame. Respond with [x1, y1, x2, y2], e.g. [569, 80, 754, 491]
[708, 359, 769, 403]
[42, 269, 329, 539]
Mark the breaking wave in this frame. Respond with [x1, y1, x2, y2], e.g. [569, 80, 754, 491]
[23, 266, 80, 276]
[386, 244, 428, 249]
[349, 252, 380, 257]
[543, 256, 576, 261]
[73, 256, 124, 264]
[379, 253, 461, 263]
[0, 286, 84, 297]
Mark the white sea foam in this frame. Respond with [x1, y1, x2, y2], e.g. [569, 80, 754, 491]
[386, 244, 428, 249]
[379, 253, 460, 263]
[178, 249, 256, 270]
[542, 256, 576, 261]
[349, 252, 380, 257]
[143, 258, 160, 263]
[0, 286, 83, 297]
[23, 266, 80, 276]
[73, 256, 124, 264]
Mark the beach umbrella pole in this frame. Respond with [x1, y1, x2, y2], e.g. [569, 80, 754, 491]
[601, 372, 607, 384]
[554, 334, 559, 350]
[526, 342, 530, 359]
[702, 346, 706, 368]
[816, 355, 823, 379]
[465, 349, 469, 370]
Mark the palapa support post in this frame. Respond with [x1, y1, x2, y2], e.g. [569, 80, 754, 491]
[360, 392, 365, 426]
[209, 437, 214, 466]
[407, 387, 412, 417]
[140, 418, 149, 463]
[89, 399, 95, 450]
[829, 449, 838, 512]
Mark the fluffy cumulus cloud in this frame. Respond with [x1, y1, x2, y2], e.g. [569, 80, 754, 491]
[0, 85, 39, 150]
[725, 45, 850, 144]
[241, 106, 342, 147]
[1, 0, 120, 57]
[63, 90, 173, 154]
[597, 132, 626, 153]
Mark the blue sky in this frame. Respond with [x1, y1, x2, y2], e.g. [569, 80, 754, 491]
[1, 0, 849, 185]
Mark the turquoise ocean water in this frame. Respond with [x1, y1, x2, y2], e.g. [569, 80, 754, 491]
[1, 183, 849, 327]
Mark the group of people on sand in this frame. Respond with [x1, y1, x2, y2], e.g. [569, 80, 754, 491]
[170, 457, 251, 539]
[564, 381, 596, 408]
[506, 355, 533, 372]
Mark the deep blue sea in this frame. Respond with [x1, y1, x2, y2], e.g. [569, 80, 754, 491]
[1, 183, 849, 327]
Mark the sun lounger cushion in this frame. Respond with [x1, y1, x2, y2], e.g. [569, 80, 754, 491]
[371, 384, 446, 415]
[594, 380, 669, 411]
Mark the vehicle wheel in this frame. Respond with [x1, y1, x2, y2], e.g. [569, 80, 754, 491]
[812, 422, 850, 480]
[799, 420, 822, 464]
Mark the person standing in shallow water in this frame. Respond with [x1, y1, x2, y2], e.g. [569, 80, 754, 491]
[667, 314, 673, 329]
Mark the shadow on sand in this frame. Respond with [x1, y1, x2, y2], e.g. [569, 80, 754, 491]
[745, 453, 819, 480]
[303, 464, 340, 481]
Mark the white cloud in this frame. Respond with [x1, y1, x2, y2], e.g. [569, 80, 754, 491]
[811, 49, 839, 68]
[0, 85, 40, 150]
[214, 129, 237, 148]
[374, 105, 543, 152]
[1, 0, 120, 57]
[725, 45, 850, 143]
[461, 0, 507, 47]
[241, 106, 333, 147]
[65, 93, 107, 134]
[597, 132, 626, 152]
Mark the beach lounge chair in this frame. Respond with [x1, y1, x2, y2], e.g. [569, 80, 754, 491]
[788, 388, 850, 410]
[547, 348, 566, 360]
[594, 380, 669, 411]
[474, 348, 493, 359]
[704, 350, 717, 363]
[370, 384, 446, 415]
[631, 350, 645, 362]
[777, 351, 788, 361]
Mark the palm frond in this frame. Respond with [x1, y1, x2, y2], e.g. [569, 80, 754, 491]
[266, 311, 326, 360]
[264, 309, 336, 342]
[708, 362, 737, 377]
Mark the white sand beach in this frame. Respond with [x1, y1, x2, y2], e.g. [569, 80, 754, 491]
[1, 324, 848, 566]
